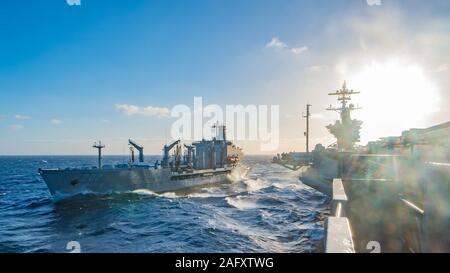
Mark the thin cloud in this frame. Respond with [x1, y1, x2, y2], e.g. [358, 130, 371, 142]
[115, 104, 170, 118]
[291, 46, 308, 55]
[266, 37, 308, 55]
[265, 37, 288, 49]
[11, 124, 24, 130]
[50, 119, 62, 125]
[15, 114, 31, 120]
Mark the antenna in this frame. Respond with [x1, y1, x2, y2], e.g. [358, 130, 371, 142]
[302, 104, 312, 153]
[211, 120, 220, 139]
[326, 81, 361, 113]
[93, 141, 105, 169]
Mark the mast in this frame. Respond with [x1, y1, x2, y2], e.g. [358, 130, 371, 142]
[93, 141, 105, 169]
[326, 81, 361, 118]
[326, 81, 363, 151]
[303, 104, 312, 153]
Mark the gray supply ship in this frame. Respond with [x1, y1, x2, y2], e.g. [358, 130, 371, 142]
[39, 125, 246, 199]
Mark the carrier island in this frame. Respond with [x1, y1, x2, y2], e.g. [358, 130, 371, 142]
[273, 82, 449, 253]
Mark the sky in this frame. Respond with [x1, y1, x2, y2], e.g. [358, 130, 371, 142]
[0, 0, 449, 155]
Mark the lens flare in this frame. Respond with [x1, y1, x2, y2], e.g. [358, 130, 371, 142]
[348, 60, 440, 144]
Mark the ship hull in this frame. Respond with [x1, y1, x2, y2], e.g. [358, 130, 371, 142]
[40, 166, 246, 199]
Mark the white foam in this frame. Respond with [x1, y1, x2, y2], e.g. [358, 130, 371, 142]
[225, 196, 260, 210]
[207, 211, 292, 252]
[160, 192, 178, 198]
[242, 178, 269, 192]
[131, 189, 178, 199]
[187, 191, 227, 198]
[272, 182, 303, 190]
[228, 165, 250, 182]
[131, 189, 158, 196]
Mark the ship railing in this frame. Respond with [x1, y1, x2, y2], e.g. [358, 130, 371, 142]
[325, 178, 355, 253]
[397, 195, 425, 253]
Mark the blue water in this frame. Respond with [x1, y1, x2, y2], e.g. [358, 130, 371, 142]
[0, 155, 329, 253]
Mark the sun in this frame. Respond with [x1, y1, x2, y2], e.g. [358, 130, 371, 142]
[347, 60, 440, 144]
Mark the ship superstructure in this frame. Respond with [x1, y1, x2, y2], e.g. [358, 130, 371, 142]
[325, 81, 362, 152]
[273, 81, 450, 253]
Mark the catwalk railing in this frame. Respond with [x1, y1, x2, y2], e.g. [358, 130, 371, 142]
[325, 178, 355, 253]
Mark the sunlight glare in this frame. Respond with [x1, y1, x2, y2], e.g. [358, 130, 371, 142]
[348, 60, 440, 144]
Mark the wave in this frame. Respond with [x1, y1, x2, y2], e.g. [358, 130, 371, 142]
[272, 182, 303, 190]
[131, 189, 159, 196]
[186, 187, 229, 198]
[207, 211, 296, 252]
[225, 196, 260, 210]
[241, 178, 270, 192]
[131, 189, 178, 199]
[134, 176, 270, 200]
[0, 156, 328, 253]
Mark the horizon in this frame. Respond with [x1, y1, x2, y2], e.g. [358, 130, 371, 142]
[0, 153, 275, 157]
[1, 0, 449, 155]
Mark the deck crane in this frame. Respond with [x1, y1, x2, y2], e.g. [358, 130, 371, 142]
[128, 139, 144, 163]
[162, 140, 180, 167]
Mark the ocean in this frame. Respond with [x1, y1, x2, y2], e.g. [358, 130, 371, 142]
[0, 155, 329, 253]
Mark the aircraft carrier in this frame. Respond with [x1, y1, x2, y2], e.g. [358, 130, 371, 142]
[273, 82, 450, 253]
[39, 125, 246, 199]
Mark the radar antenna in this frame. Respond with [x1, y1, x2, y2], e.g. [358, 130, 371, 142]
[326, 81, 361, 113]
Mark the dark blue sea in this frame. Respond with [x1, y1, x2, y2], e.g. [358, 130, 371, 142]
[0, 155, 329, 253]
